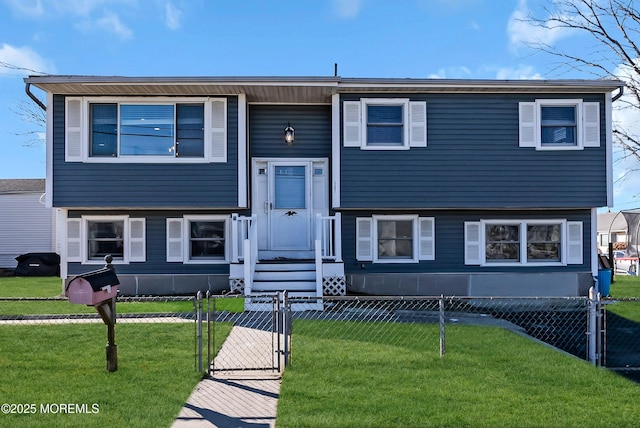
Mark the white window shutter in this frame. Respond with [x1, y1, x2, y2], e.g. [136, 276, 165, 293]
[129, 218, 146, 262]
[583, 102, 600, 147]
[343, 101, 361, 147]
[409, 101, 427, 147]
[208, 99, 227, 162]
[65, 97, 84, 161]
[167, 218, 184, 262]
[356, 218, 373, 261]
[418, 217, 435, 260]
[67, 218, 82, 262]
[566, 221, 583, 265]
[519, 102, 537, 148]
[464, 222, 482, 265]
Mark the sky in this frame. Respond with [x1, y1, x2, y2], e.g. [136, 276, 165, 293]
[0, 0, 638, 211]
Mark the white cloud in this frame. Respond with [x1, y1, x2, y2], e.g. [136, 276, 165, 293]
[5, 0, 137, 39]
[494, 65, 543, 80]
[332, 0, 363, 19]
[165, 2, 182, 30]
[426, 66, 473, 79]
[507, 0, 573, 51]
[610, 60, 640, 209]
[94, 11, 133, 39]
[4, 0, 44, 17]
[0, 43, 55, 75]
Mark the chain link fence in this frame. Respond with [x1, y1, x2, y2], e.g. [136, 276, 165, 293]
[3, 293, 640, 379]
[601, 297, 640, 381]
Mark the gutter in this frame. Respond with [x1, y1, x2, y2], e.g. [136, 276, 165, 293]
[25, 83, 46, 111]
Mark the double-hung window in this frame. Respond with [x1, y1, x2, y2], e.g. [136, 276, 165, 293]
[66, 215, 146, 264]
[519, 99, 600, 150]
[356, 215, 435, 263]
[166, 215, 229, 264]
[65, 97, 227, 163]
[87, 219, 125, 261]
[465, 219, 582, 266]
[343, 98, 427, 149]
[540, 105, 576, 146]
[366, 102, 406, 148]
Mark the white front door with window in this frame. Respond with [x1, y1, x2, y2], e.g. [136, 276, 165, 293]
[252, 158, 328, 259]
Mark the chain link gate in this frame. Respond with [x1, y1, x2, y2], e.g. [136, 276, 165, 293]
[194, 292, 291, 376]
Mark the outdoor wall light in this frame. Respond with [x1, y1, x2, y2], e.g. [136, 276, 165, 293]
[284, 123, 295, 145]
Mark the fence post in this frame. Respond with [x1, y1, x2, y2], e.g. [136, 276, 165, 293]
[439, 295, 445, 358]
[196, 291, 203, 374]
[597, 291, 604, 367]
[282, 291, 291, 368]
[206, 290, 211, 376]
[588, 286, 597, 365]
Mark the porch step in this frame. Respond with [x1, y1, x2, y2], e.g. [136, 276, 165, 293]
[251, 261, 318, 293]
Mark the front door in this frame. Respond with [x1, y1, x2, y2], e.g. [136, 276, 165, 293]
[253, 159, 328, 259]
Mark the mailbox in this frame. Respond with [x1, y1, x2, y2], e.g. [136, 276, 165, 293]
[66, 257, 120, 371]
[66, 267, 119, 306]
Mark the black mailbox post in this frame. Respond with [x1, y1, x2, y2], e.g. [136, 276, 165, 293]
[66, 256, 119, 372]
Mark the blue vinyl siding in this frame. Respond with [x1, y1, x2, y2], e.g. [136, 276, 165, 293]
[249, 105, 331, 159]
[66, 210, 233, 276]
[341, 93, 607, 209]
[341, 209, 592, 275]
[52, 95, 239, 208]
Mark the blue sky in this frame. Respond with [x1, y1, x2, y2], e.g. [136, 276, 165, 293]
[0, 0, 637, 210]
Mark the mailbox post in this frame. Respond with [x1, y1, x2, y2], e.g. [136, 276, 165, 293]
[66, 255, 120, 372]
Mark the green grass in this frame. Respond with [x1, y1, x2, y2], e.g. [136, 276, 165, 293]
[0, 276, 65, 298]
[610, 274, 640, 298]
[277, 320, 640, 428]
[0, 322, 232, 428]
[0, 276, 244, 315]
[606, 275, 640, 322]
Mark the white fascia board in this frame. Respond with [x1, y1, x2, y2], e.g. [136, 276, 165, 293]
[606, 91, 614, 208]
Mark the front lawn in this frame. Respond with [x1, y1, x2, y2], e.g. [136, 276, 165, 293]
[277, 321, 640, 428]
[0, 322, 232, 428]
[0, 276, 244, 315]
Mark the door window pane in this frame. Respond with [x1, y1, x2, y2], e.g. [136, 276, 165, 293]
[275, 166, 306, 209]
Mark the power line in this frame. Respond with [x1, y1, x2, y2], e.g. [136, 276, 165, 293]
[0, 61, 48, 75]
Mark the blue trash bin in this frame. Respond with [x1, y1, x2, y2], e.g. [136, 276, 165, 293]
[598, 268, 612, 297]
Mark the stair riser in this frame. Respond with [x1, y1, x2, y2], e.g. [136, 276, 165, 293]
[254, 271, 315, 281]
[255, 263, 315, 272]
[252, 281, 316, 292]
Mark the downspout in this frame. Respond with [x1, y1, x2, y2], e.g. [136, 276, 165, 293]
[612, 84, 624, 102]
[25, 82, 46, 111]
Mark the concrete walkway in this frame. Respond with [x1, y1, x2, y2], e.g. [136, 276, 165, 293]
[172, 325, 282, 428]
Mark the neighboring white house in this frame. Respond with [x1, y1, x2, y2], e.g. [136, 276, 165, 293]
[0, 179, 54, 268]
[597, 211, 629, 255]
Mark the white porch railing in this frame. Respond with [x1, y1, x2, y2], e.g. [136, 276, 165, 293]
[231, 214, 257, 293]
[315, 213, 342, 262]
[231, 214, 255, 263]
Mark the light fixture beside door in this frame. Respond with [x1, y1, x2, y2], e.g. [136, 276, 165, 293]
[284, 122, 295, 145]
